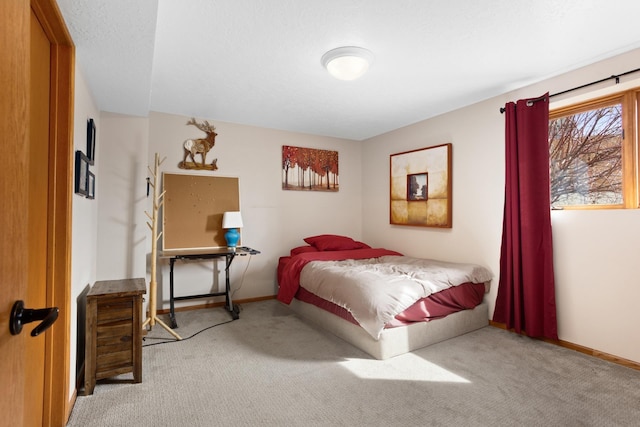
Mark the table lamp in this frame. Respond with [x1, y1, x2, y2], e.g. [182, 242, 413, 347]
[222, 211, 243, 248]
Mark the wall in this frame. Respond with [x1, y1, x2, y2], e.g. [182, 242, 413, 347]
[96, 114, 149, 281]
[95, 112, 363, 311]
[69, 68, 99, 399]
[362, 48, 640, 364]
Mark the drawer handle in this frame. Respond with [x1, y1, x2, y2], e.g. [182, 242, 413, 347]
[9, 300, 59, 337]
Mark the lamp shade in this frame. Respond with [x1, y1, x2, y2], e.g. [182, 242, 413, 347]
[222, 211, 243, 229]
[321, 46, 374, 81]
[222, 211, 243, 248]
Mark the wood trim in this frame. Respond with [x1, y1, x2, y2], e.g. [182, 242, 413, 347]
[621, 91, 637, 208]
[634, 90, 640, 208]
[31, 0, 73, 45]
[31, 0, 75, 425]
[489, 321, 640, 371]
[156, 295, 277, 315]
[48, 40, 75, 426]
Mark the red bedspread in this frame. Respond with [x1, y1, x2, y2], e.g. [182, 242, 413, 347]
[295, 282, 486, 327]
[276, 248, 402, 304]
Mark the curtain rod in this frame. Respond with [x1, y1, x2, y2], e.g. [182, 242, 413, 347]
[499, 66, 640, 113]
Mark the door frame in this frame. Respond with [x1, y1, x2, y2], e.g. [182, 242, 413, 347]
[31, 0, 74, 424]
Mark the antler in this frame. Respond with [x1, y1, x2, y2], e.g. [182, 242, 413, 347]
[186, 118, 216, 134]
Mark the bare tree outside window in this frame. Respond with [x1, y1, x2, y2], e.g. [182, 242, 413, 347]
[549, 103, 623, 207]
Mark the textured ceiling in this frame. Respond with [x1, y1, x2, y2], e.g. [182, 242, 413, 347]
[56, 0, 640, 140]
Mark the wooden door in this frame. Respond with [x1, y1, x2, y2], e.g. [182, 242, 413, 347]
[24, 9, 52, 426]
[0, 1, 30, 425]
[1, 1, 74, 425]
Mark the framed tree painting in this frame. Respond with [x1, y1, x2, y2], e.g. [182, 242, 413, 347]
[390, 143, 452, 228]
[282, 145, 339, 192]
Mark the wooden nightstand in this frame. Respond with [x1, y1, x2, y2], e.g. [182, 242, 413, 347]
[84, 278, 146, 395]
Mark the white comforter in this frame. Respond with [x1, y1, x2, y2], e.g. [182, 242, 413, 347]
[299, 255, 493, 340]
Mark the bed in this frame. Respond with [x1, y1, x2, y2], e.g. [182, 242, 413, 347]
[277, 234, 493, 359]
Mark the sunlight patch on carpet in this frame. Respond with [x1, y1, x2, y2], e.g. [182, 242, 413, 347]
[338, 353, 470, 383]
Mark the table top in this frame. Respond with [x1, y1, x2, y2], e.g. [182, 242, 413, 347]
[159, 246, 260, 259]
[88, 278, 147, 298]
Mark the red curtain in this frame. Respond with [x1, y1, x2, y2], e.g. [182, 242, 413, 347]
[492, 93, 558, 340]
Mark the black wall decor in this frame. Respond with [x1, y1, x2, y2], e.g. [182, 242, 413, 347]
[75, 150, 90, 196]
[87, 118, 96, 165]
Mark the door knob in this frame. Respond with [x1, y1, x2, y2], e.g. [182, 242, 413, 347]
[9, 300, 59, 337]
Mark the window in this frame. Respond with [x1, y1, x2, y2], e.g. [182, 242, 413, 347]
[549, 90, 639, 209]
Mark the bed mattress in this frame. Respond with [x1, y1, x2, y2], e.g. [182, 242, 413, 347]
[289, 298, 489, 359]
[295, 281, 486, 328]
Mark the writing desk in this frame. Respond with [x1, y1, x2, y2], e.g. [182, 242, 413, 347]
[159, 246, 260, 328]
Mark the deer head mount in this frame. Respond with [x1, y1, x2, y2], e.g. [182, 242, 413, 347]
[179, 118, 219, 171]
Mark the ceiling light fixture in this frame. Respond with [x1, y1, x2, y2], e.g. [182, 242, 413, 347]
[321, 46, 374, 81]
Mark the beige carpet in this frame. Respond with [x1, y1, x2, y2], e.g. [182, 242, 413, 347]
[68, 299, 640, 426]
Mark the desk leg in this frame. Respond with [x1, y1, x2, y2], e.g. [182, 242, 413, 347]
[225, 254, 239, 320]
[169, 257, 178, 328]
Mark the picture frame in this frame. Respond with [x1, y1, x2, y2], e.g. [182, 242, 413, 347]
[87, 118, 96, 165]
[390, 143, 452, 228]
[75, 150, 90, 196]
[281, 145, 339, 192]
[87, 171, 95, 199]
[407, 172, 428, 201]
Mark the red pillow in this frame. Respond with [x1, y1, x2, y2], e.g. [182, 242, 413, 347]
[354, 241, 371, 249]
[303, 234, 370, 251]
[290, 245, 319, 256]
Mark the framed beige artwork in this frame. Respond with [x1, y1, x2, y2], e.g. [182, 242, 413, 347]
[390, 143, 452, 228]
